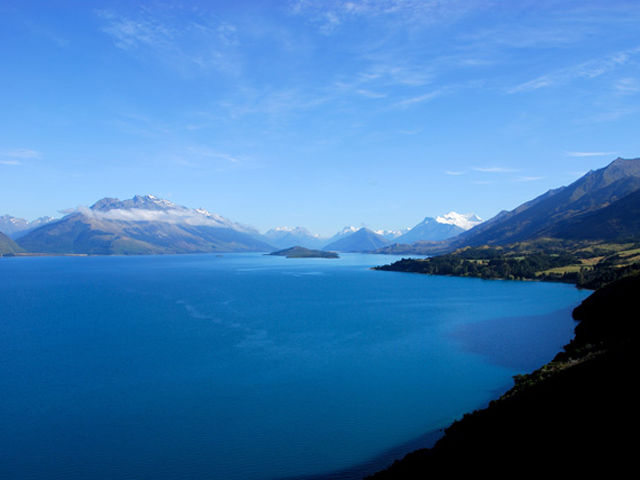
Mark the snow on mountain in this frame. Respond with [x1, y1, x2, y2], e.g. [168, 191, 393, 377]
[0, 214, 29, 235]
[17, 194, 274, 254]
[264, 226, 324, 249]
[0, 214, 57, 238]
[84, 195, 258, 233]
[335, 226, 359, 236]
[395, 212, 483, 244]
[375, 228, 411, 240]
[435, 212, 483, 230]
[322, 227, 390, 253]
[323, 226, 359, 244]
[266, 226, 320, 236]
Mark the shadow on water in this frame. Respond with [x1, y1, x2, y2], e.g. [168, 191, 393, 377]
[448, 307, 578, 371]
[274, 309, 580, 480]
[274, 428, 445, 480]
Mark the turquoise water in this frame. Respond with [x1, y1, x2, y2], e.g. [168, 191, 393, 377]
[0, 253, 589, 480]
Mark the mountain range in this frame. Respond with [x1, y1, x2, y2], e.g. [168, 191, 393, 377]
[375, 157, 640, 255]
[0, 214, 56, 239]
[395, 212, 483, 244]
[247, 215, 478, 252]
[322, 227, 391, 253]
[2, 196, 479, 254]
[14, 195, 274, 255]
[263, 226, 326, 250]
[3, 157, 638, 256]
[449, 157, 640, 248]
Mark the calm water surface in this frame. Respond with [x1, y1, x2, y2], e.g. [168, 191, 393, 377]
[0, 253, 590, 480]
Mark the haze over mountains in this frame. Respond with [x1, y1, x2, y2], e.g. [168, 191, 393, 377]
[2, 157, 639, 256]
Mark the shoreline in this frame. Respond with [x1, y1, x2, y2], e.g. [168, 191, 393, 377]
[364, 272, 637, 477]
[276, 429, 446, 480]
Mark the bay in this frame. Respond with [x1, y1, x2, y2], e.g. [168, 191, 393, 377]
[0, 253, 590, 480]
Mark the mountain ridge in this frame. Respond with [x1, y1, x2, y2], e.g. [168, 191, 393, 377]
[396, 212, 482, 244]
[263, 226, 325, 249]
[0, 231, 24, 254]
[322, 227, 390, 252]
[10, 157, 640, 256]
[16, 195, 275, 255]
[450, 157, 640, 248]
[0, 214, 57, 239]
[374, 157, 640, 255]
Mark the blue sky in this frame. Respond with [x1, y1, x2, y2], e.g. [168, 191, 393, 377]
[1, 0, 639, 237]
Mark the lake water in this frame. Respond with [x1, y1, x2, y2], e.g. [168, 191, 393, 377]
[0, 253, 590, 480]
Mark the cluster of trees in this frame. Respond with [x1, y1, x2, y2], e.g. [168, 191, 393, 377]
[578, 262, 640, 289]
[375, 241, 640, 291]
[376, 252, 580, 283]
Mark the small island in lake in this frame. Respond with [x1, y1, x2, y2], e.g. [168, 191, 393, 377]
[267, 246, 339, 259]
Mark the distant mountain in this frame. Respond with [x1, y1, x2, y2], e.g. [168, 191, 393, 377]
[396, 212, 483, 243]
[0, 214, 56, 239]
[16, 195, 275, 255]
[323, 226, 360, 245]
[375, 228, 411, 241]
[0, 231, 24, 254]
[449, 157, 640, 248]
[437, 212, 484, 230]
[322, 227, 390, 252]
[263, 226, 325, 249]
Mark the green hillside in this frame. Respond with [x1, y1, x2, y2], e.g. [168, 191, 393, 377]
[0, 231, 24, 255]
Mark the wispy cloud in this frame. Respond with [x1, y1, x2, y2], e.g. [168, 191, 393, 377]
[289, 0, 486, 34]
[1, 148, 41, 159]
[355, 89, 387, 99]
[473, 166, 518, 173]
[97, 10, 175, 50]
[515, 176, 545, 182]
[221, 87, 332, 123]
[96, 8, 242, 75]
[0, 148, 42, 165]
[564, 151, 618, 157]
[508, 47, 640, 93]
[614, 77, 640, 94]
[184, 146, 240, 163]
[394, 88, 450, 108]
[72, 204, 240, 229]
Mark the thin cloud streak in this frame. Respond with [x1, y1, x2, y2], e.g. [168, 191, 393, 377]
[1, 148, 42, 159]
[473, 166, 518, 173]
[508, 47, 640, 93]
[515, 176, 545, 182]
[289, 0, 488, 34]
[96, 8, 242, 75]
[564, 151, 619, 157]
[394, 88, 450, 108]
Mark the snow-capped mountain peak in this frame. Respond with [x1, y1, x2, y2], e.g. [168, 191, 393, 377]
[264, 226, 324, 249]
[337, 226, 359, 236]
[266, 226, 320, 237]
[435, 212, 483, 230]
[374, 228, 411, 240]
